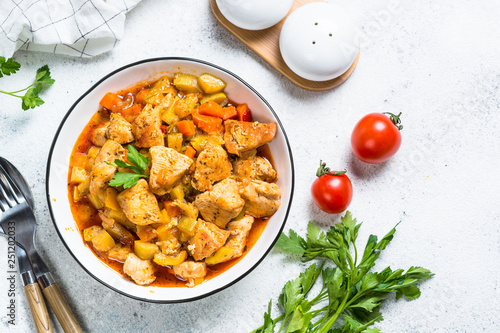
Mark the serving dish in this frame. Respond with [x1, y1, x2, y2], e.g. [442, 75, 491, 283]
[46, 57, 294, 303]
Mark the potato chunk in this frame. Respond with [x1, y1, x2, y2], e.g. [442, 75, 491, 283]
[108, 243, 131, 262]
[198, 73, 226, 94]
[173, 74, 200, 93]
[134, 241, 159, 260]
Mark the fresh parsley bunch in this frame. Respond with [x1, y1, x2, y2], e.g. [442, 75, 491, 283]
[252, 212, 433, 333]
[0, 57, 54, 110]
[106, 145, 149, 189]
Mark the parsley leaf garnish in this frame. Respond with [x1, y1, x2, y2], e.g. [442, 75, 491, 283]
[0, 58, 54, 110]
[106, 145, 149, 189]
[252, 211, 434, 333]
[0, 57, 21, 77]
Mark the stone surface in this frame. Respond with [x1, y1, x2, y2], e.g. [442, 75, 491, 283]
[0, 0, 499, 332]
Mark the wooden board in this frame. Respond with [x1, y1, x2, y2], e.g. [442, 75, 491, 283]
[210, 0, 359, 91]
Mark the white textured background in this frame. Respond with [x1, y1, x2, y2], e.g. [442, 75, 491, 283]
[1, 0, 499, 332]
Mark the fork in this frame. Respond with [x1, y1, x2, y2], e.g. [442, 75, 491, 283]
[0, 166, 83, 333]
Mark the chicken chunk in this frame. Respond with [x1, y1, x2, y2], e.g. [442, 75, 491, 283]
[149, 146, 193, 196]
[224, 216, 254, 260]
[117, 179, 163, 225]
[224, 120, 277, 156]
[194, 178, 245, 229]
[205, 216, 254, 265]
[187, 220, 230, 260]
[132, 104, 164, 148]
[92, 122, 109, 146]
[123, 253, 156, 285]
[172, 261, 207, 288]
[108, 243, 131, 262]
[106, 113, 134, 144]
[89, 140, 126, 204]
[191, 143, 232, 191]
[240, 180, 281, 218]
[233, 156, 277, 182]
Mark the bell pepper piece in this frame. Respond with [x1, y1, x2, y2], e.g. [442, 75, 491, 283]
[236, 103, 252, 122]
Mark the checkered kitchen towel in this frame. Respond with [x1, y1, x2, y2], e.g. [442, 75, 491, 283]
[0, 0, 141, 58]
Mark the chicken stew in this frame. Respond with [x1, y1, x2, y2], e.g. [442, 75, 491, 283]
[68, 73, 281, 288]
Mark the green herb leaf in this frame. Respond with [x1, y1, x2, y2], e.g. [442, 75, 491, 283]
[126, 144, 149, 173]
[35, 65, 55, 85]
[285, 305, 313, 333]
[21, 84, 44, 110]
[0, 57, 21, 77]
[108, 173, 143, 189]
[251, 300, 276, 333]
[299, 263, 321, 296]
[0, 60, 54, 110]
[251, 211, 433, 333]
[106, 145, 149, 188]
[278, 277, 305, 318]
[276, 229, 306, 255]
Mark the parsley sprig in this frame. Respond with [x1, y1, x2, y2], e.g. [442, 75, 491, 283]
[252, 212, 433, 333]
[106, 145, 149, 189]
[0, 57, 54, 110]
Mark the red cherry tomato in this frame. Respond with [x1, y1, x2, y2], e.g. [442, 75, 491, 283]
[311, 161, 353, 214]
[351, 112, 403, 164]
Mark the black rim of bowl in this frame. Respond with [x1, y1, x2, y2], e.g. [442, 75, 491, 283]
[46, 57, 295, 303]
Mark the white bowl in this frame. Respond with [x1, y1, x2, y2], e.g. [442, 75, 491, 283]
[46, 58, 294, 303]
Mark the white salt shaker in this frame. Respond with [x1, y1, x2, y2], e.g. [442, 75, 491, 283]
[279, 3, 358, 81]
[216, 0, 294, 30]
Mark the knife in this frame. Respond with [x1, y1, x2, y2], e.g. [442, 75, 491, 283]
[0, 158, 82, 333]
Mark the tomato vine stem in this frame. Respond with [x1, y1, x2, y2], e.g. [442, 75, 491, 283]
[383, 112, 403, 130]
[316, 160, 346, 177]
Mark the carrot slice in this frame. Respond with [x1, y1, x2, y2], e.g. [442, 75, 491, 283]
[176, 120, 196, 137]
[119, 103, 141, 117]
[135, 89, 149, 105]
[185, 146, 197, 159]
[199, 100, 223, 118]
[164, 201, 182, 218]
[99, 92, 122, 110]
[221, 106, 237, 120]
[192, 111, 223, 133]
